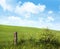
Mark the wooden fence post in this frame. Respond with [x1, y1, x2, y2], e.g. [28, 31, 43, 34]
[14, 32, 18, 45]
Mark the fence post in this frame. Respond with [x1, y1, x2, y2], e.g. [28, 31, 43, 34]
[14, 32, 18, 45]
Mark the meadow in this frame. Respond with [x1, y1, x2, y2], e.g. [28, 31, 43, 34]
[0, 25, 60, 49]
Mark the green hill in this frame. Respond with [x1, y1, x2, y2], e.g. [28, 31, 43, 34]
[0, 25, 46, 41]
[0, 25, 60, 49]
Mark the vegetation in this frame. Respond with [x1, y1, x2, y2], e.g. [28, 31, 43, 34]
[0, 25, 60, 49]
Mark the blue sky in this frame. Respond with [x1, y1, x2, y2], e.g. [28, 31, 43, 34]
[0, 0, 60, 30]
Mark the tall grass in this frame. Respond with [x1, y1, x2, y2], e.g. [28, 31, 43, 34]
[0, 25, 60, 49]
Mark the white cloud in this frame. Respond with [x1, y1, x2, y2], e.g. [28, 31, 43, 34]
[0, 16, 60, 30]
[0, 1, 46, 18]
[7, 16, 54, 29]
[46, 16, 54, 22]
[38, 17, 53, 28]
[48, 23, 60, 30]
[15, 2, 46, 18]
[0, 1, 60, 30]
[48, 11, 53, 14]
[0, 16, 48, 28]
[0, 0, 13, 11]
[8, 16, 20, 21]
[0, 16, 37, 26]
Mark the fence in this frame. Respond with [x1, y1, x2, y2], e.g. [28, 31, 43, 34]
[14, 32, 18, 45]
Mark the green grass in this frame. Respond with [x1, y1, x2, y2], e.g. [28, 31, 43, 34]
[0, 25, 60, 49]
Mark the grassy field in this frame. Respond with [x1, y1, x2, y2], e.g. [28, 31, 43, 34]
[0, 25, 60, 49]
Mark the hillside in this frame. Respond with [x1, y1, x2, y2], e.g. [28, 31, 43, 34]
[0, 25, 60, 49]
[0, 25, 60, 41]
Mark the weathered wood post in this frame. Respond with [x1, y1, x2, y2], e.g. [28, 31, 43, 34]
[14, 32, 18, 45]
